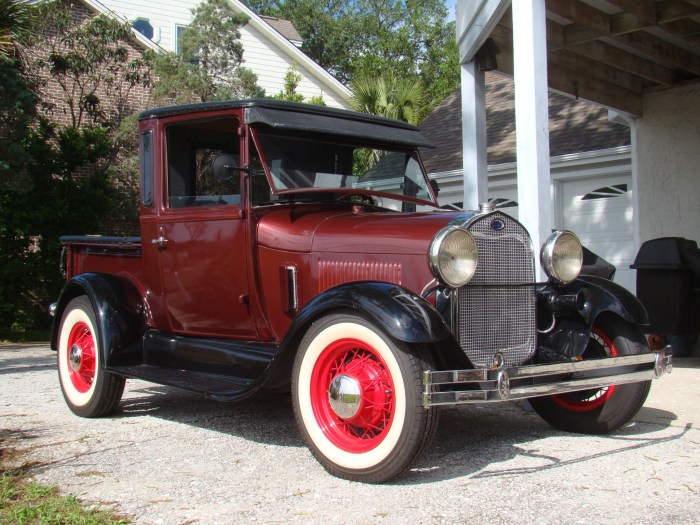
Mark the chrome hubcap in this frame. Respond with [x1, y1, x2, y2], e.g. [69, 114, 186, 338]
[69, 344, 82, 371]
[328, 374, 362, 419]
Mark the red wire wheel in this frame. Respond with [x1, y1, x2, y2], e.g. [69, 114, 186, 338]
[529, 315, 652, 435]
[550, 327, 618, 412]
[309, 338, 395, 453]
[57, 296, 125, 418]
[292, 314, 438, 482]
[65, 321, 97, 393]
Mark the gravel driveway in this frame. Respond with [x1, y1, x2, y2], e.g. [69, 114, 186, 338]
[1, 343, 698, 525]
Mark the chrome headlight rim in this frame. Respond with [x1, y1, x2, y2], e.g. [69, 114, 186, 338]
[540, 230, 583, 284]
[429, 226, 478, 288]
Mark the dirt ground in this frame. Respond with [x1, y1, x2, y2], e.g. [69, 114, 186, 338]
[1, 343, 698, 525]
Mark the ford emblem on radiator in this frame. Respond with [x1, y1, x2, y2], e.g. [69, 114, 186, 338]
[490, 219, 505, 231]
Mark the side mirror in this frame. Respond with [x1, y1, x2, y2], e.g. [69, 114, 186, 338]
[212, 154, 240, 181]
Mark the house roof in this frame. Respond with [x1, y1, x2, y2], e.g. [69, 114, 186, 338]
[258, 15, 303, 45]
[418, 71, 630, 174]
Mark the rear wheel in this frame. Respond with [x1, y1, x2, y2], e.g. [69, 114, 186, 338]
[57, 297, 125, 418]
[292, 314, 437, 483]
[530, 315, 651, 434]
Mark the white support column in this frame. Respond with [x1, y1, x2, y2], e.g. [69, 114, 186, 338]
[461, 60, 488, 210]
[512, 0, 554, 280]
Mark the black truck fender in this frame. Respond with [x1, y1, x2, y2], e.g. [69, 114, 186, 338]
[535, 275, 649, 362]
[567, 275, 649, 326]
[50, 273, 148, 368]
[261, 281, 467, 390]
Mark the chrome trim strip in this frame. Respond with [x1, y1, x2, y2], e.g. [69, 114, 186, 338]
[285, 265, 298, 312]
[423, 347, 672, 407]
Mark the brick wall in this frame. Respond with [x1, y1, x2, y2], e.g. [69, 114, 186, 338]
[28, 1, 155, 236]
[31, 0, 153, 130]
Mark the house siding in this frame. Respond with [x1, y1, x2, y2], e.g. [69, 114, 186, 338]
[97, 0, 351, 108]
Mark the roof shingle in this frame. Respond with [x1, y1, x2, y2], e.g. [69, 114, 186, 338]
[419, 71, 630, 174]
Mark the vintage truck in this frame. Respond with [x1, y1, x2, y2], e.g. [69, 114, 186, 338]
[51, 99, 671, 483]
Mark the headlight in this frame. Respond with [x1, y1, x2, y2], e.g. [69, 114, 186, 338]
[429, 227, 478, 287]
[540, 231, 583, 283]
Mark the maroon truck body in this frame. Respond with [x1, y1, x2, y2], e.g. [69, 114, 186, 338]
[51, 100, 670, 482]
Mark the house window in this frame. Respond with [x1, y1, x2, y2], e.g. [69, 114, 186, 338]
[581, 184, 629, 200]
[175, 24, 186, 55]
[133, 18, 154, 40]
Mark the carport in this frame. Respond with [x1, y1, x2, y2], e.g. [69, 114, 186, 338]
[457, 0, 700, 281]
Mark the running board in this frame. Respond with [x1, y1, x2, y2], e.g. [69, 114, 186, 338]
[109, 364, 255, 401]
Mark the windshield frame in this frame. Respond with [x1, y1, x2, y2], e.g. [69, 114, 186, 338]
[249, 127, 439, 207]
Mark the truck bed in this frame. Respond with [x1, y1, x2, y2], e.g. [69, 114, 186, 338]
[60, 235, 143, 281]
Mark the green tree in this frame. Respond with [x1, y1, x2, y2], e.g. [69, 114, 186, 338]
[0, 0, 35, 57]
[351, 74, 424, 125]
[246, 0, 459, 113]
[272, 65, 326, 105]
[0, 1, 147, 331]
[28, 1, 151, 128]
[150, 0, 264, 104]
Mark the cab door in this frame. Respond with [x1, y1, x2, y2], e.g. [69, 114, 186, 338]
[155, 114, 256, 339]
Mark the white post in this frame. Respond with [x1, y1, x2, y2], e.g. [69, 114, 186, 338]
[512, 0, 554, 280]
[461, 60, 488, 210]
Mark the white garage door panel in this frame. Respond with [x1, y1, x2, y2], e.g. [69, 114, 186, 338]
[487, 175, 635, 292]
[560, 174, 635, 292]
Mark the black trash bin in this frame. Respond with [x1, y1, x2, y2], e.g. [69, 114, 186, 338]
[631, 237, 700, 335]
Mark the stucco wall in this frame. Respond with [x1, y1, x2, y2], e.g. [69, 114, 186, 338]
[636, 83, 700, 244]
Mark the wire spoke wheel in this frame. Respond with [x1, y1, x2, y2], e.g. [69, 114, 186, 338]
[292, 314, 437, 483]
[310, 339, 395, 452]
[550, 328, 617, 412]
[530, 315, 651, 434]
[57, 296, 125, 418]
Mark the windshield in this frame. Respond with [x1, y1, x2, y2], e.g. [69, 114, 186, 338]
[253, 131, 435, 207]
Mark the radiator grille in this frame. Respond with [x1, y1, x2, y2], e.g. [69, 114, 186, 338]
[456, 213, 536, 367]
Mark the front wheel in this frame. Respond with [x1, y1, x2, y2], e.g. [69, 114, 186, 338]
[529, 315, 651, 434]
[292, 314, 437, 483]
[57, 296, 125, 418]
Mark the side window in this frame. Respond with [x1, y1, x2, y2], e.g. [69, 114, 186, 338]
[166, 118, 241, 208]
[141, 131, 153, 207]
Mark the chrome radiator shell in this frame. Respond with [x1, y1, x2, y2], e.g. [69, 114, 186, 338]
[454, 212, 537, 367]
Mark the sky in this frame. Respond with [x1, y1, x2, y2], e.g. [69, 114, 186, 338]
[445, 0, 457, 22]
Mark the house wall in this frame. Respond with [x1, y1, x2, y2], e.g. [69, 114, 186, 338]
[238, 23, 349, 107]
[636, 83, 700, 244]
[97, 0, 351, 108]
[37, 0, 153, 129]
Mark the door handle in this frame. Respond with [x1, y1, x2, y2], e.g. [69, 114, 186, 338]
[151, 236, 168, 249]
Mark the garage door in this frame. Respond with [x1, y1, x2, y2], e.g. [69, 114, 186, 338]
[559, 174, 635, 291]
[488, 176, 635, 291]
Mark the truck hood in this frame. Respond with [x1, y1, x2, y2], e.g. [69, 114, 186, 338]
[256, 205, 463, 254]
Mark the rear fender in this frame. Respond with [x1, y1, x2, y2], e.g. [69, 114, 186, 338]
[50, 273, 148, 367]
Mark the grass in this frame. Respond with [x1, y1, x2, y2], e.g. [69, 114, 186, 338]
[1, 435, 130, 525]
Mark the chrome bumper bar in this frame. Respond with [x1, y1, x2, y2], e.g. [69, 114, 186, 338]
[423, 347, 672, 407]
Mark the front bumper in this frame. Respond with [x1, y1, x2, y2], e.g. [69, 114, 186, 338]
[423, 346, 672, 407]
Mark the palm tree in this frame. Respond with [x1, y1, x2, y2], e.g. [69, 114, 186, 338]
[0, 0, 35, 57]
[351, 74, 425, 125]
